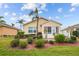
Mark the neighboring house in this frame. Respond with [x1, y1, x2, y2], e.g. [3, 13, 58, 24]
[62, 24, 79, 37]
[0, 23, 18, 36]
[23, 17, 62, 40]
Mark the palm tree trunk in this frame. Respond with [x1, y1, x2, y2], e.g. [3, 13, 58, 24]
[36, 16, 39, 39]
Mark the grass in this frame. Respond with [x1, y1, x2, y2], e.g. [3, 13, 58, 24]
[0, 37, 79, 56]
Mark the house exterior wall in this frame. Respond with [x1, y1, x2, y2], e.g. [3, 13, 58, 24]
[0, 27, 17, 36]
[23, 18, 61, 39]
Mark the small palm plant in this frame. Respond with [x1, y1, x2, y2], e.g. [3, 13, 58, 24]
[17, 19, 25, 30]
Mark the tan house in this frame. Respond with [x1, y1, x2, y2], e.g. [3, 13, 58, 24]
[0, 23, 18, 36]
[62, 24, 79, 37]
[23, 17, 62, 40]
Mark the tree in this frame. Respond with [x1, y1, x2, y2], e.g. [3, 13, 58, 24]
[29, 8, 39, 39]
[17, 19, 24, 30]
[11, 23, 15, 27]
[0, 16, 6, 24]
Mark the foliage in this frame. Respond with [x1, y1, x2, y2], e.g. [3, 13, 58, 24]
[1, 37, 79, 56]
[27, 37, 33, 44]
[10, 39, 19, 47]
[55, 34, 65, 43]
[35, 39, 45, 48]
[65, 36, 77, 43]
[19, 40, 27, 48]
[49, 40, 54, 44]
[15, 30, 25, 39]
[72, 30, 79, 37]
[37, 32, 43, 39]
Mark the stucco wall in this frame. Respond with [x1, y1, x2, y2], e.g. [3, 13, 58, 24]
[0, 27, 17, 36]
[23, 18, 61, 34]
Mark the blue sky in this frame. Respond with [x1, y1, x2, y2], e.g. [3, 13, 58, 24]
[0, 3, 79, 29]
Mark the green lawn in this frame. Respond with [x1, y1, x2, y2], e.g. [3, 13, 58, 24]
[0, 37, 79, 56]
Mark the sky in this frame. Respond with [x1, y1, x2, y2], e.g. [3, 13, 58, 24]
[0, 3, 79, 29]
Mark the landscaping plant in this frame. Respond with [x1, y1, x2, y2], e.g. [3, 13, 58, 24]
[19, 40, 27, 48]
[27, 37, 33, 44]
[35, 39, 45, 48]
[55, 34, 65, 43]
[10, 39, 19, 47]
[49, 40, 54, 44]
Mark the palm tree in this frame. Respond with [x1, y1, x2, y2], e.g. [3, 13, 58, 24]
[0, 16, 5, 24]
[17, 19, 24, 30]
[29, 8, 39, 39]
[11, 23, 15, 27]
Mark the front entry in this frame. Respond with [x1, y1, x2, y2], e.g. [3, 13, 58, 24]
[43, 26, 54, 39]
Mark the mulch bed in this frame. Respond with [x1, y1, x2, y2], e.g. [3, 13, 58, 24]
[25, 42, 79, 50]
[13, 42, 79, 50]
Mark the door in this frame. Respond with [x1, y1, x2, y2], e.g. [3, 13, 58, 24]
[44, 26, 53, 39]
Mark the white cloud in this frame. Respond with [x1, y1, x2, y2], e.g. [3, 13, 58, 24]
[48, 16, 52, 19]
[12, 12, 16, 16]
[4, 4, 9, 8]
[0, 3, 3, 8]
[40, 3, 48, 11]
[71, 3, 79, 7]
[69, 7, 76, 12]
[63, 14, 72, 18]
[4, 12, 9, 16]
[21, 3, 48, 12]
[57, 8, 63, 13]
[21, 3, 37, 11]
[55, 16, 60, 19]
[10, 17, 17, 20]
[38, 11, 43, 14]
[19, 14, 31, 22]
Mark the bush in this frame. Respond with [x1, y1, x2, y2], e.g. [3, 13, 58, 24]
[27, 37, 33, 44]
[35, 39, 45, 48]
[65, 36, 77, 43]
[11, 39, 19, 47]
[19, 40, 27, 48]
[15, 30, 25, 39]
[71, 36, 76, 41]
[49, 40, 54, 44]
[67, 39, 75, 43]
[55, 34, 65, 43]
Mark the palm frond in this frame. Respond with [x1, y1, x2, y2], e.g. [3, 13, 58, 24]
[29, 10, 34, 16]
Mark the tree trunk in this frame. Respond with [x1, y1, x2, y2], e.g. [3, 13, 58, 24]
[36, 16, 39, 39]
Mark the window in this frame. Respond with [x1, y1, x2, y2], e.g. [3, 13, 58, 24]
[56, 27, 59, 34]
[44, 27, 51, 34]
[28, 27, 36, 33]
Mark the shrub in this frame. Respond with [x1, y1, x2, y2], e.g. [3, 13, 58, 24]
[19, 40, 27, 48]
[72, 30, 79, 37]
[35, 39, 45, 48]
[65, 36, 77, 43]
[11, 39, 19, 47]
[67, 39, 75, 43]
[71, 36, 76, 41]
[27, 37, 33, 44]
[15, 30, 25, 39]
[49, 40, 54, 44]
[55, 34, 65, 43]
